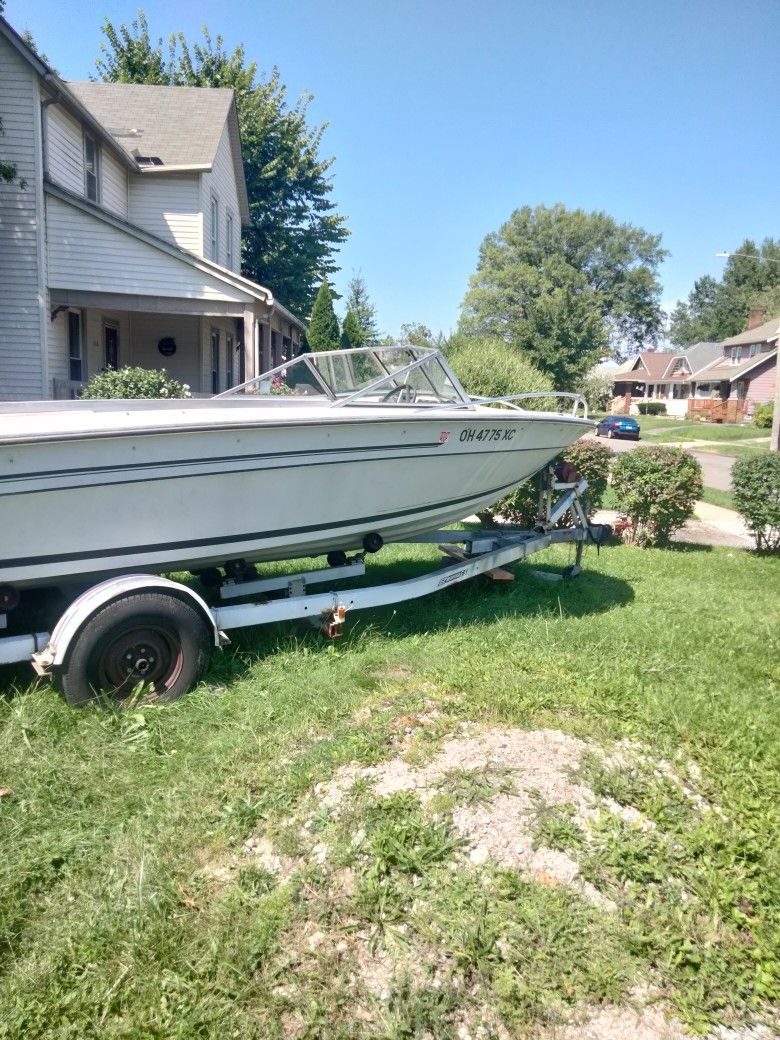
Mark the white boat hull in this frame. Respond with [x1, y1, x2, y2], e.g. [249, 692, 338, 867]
[0, 408, 590, 589]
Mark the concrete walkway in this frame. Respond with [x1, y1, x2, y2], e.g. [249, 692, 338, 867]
[592, 501, 754, 549]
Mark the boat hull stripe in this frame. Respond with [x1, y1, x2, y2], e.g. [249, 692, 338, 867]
[0, 476, 525, 570]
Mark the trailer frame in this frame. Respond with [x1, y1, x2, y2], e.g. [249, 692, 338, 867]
[0, 469, 609, 703]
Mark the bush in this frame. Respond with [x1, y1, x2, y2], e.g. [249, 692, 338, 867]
[446, 335, 554, 406]
[637, 401, 667, 416]
[732, 453, 780, 553]
[485, 438, 613, 528]
[611, 446, 702, 547]
[80, 367, 191, 400]
[753, 403, 774, 430]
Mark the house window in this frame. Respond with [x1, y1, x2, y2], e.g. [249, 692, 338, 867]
[84, 133, 100, 202]
[211, 330, 220, 394]
[749, 343, 761, 357]
[210, 195, 219, 261]
[226, 334, 234, 389]
[730, 346, 740, 364]
[225, 211, 234, 270]
[68, 311, 83, 382]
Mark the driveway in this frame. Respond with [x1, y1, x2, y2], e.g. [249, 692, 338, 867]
[588, 435, 735, 491]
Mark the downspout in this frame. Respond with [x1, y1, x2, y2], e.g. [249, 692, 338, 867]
[34, 80, 63, 398]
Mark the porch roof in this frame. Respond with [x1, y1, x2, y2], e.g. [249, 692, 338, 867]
[44, 181, 310, 328]
[691, 347, 777, 383]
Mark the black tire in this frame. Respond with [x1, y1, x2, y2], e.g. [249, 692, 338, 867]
[607, 429, 615, 439]
[57, 592, 211, 708]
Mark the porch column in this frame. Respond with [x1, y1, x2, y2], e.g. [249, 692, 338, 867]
[259, 319, 272, 372]
[242, 307, 256, 382]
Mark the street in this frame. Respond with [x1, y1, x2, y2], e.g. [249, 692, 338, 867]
[587, 435, 735, 491]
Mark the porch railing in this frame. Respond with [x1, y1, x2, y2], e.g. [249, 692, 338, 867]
[687, 398, 746, 424]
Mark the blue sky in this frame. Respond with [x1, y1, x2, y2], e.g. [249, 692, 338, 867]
[8, 0, 780, 338]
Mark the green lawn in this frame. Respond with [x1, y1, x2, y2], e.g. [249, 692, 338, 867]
[640, 421, 769, 444]
[699, 486, 737, 511]
[1, 543, 778, 1038]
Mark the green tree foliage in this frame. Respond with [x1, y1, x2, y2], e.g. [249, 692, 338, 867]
[80, 366, 190, 399]
[459, 204, 667, 389]
[308, 279, 340, 351]
[446, 335, 553, 402]
[612, 446, 703, 547]
[340, 310, 363, 349]
[96, 12, 170, 83]
[670, 239, 780, 345]
[344, 274, 379, 345]
[96, 13, 348, 316]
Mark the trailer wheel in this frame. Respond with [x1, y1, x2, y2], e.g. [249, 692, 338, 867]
[57, 592, 211, 707]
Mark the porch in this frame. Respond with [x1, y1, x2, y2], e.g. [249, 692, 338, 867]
[47, 293, 302, 399]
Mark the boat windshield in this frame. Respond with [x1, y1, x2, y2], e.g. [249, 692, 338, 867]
[216, 345, 473, 408]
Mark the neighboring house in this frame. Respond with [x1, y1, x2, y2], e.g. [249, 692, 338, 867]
[0, 16, 305, 400]
[686, 314, 779, 422]
[611, 314, 777, 421]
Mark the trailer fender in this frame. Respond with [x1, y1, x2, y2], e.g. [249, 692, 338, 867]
[32, 575, 224, 674]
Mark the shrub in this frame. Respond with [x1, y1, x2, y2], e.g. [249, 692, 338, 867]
[731, 453, 780, 553]
[611, 446, 702, 547]
[446, 335, 554, 406]
[80, 367, 191, 400]
[637, 401, 667, 416]
[497, 438, 613, 527]
[753, 403, 774, 430]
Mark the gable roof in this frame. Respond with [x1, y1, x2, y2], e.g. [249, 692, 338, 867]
[675, 341, 722, 371]
[66, 82, 230, 168]
[615, 351, 677, 381]
[67, 82, 251, 225]
[692, 347, 777, 383]
[720, 315, 780, 347]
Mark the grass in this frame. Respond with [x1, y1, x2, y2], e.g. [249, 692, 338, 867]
[1, 542, 778, 1037]
[640, 420, 770, 444]
[699, 486, 737, 511]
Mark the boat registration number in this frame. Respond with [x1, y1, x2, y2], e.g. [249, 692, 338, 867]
[459, 428, 516, 443]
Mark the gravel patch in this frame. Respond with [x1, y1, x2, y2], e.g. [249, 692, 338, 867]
[316, 725, 702, 908]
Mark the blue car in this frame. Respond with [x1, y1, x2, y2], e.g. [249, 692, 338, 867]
[595, 415, 640, 440]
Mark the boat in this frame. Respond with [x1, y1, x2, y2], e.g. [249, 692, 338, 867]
[0, 345, 593, 593]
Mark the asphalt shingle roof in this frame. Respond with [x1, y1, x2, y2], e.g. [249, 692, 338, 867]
[720, 315, 780, 347]
[66, 82, 234, 168]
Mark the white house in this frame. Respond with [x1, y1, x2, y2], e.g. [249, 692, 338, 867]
[0, 16, 305, 401]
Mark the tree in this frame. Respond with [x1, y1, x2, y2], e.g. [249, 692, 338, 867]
[308, 279, 340, 351]
[459, 203, 667, 388]
[340, 310, 363, 349]
[670, 238, 780, 345]
[344, 273, 379, 345]
[96, 13, 349, 316]
[96, 11, 172, 84]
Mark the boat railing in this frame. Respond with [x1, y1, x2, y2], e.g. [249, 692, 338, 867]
[216, 345, 589, 419]
[472, 392, 589, 420]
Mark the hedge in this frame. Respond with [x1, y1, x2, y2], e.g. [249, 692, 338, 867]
[731, 453, 780, 553]
[611, 446, 702, 547]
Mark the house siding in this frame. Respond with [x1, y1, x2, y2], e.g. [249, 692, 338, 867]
[129, 312, 202, 390]
[45, 103, 84, 196]
[101, 150, 128, 218]
[201, 125, 241, 269]
[46, 193, 252, 303]
[128, 173, 202, 254]
[745, 356, 776, 406]
[0, 34, 44, 400]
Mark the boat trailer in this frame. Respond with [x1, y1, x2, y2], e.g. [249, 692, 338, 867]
[0, 469, 610, 705]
